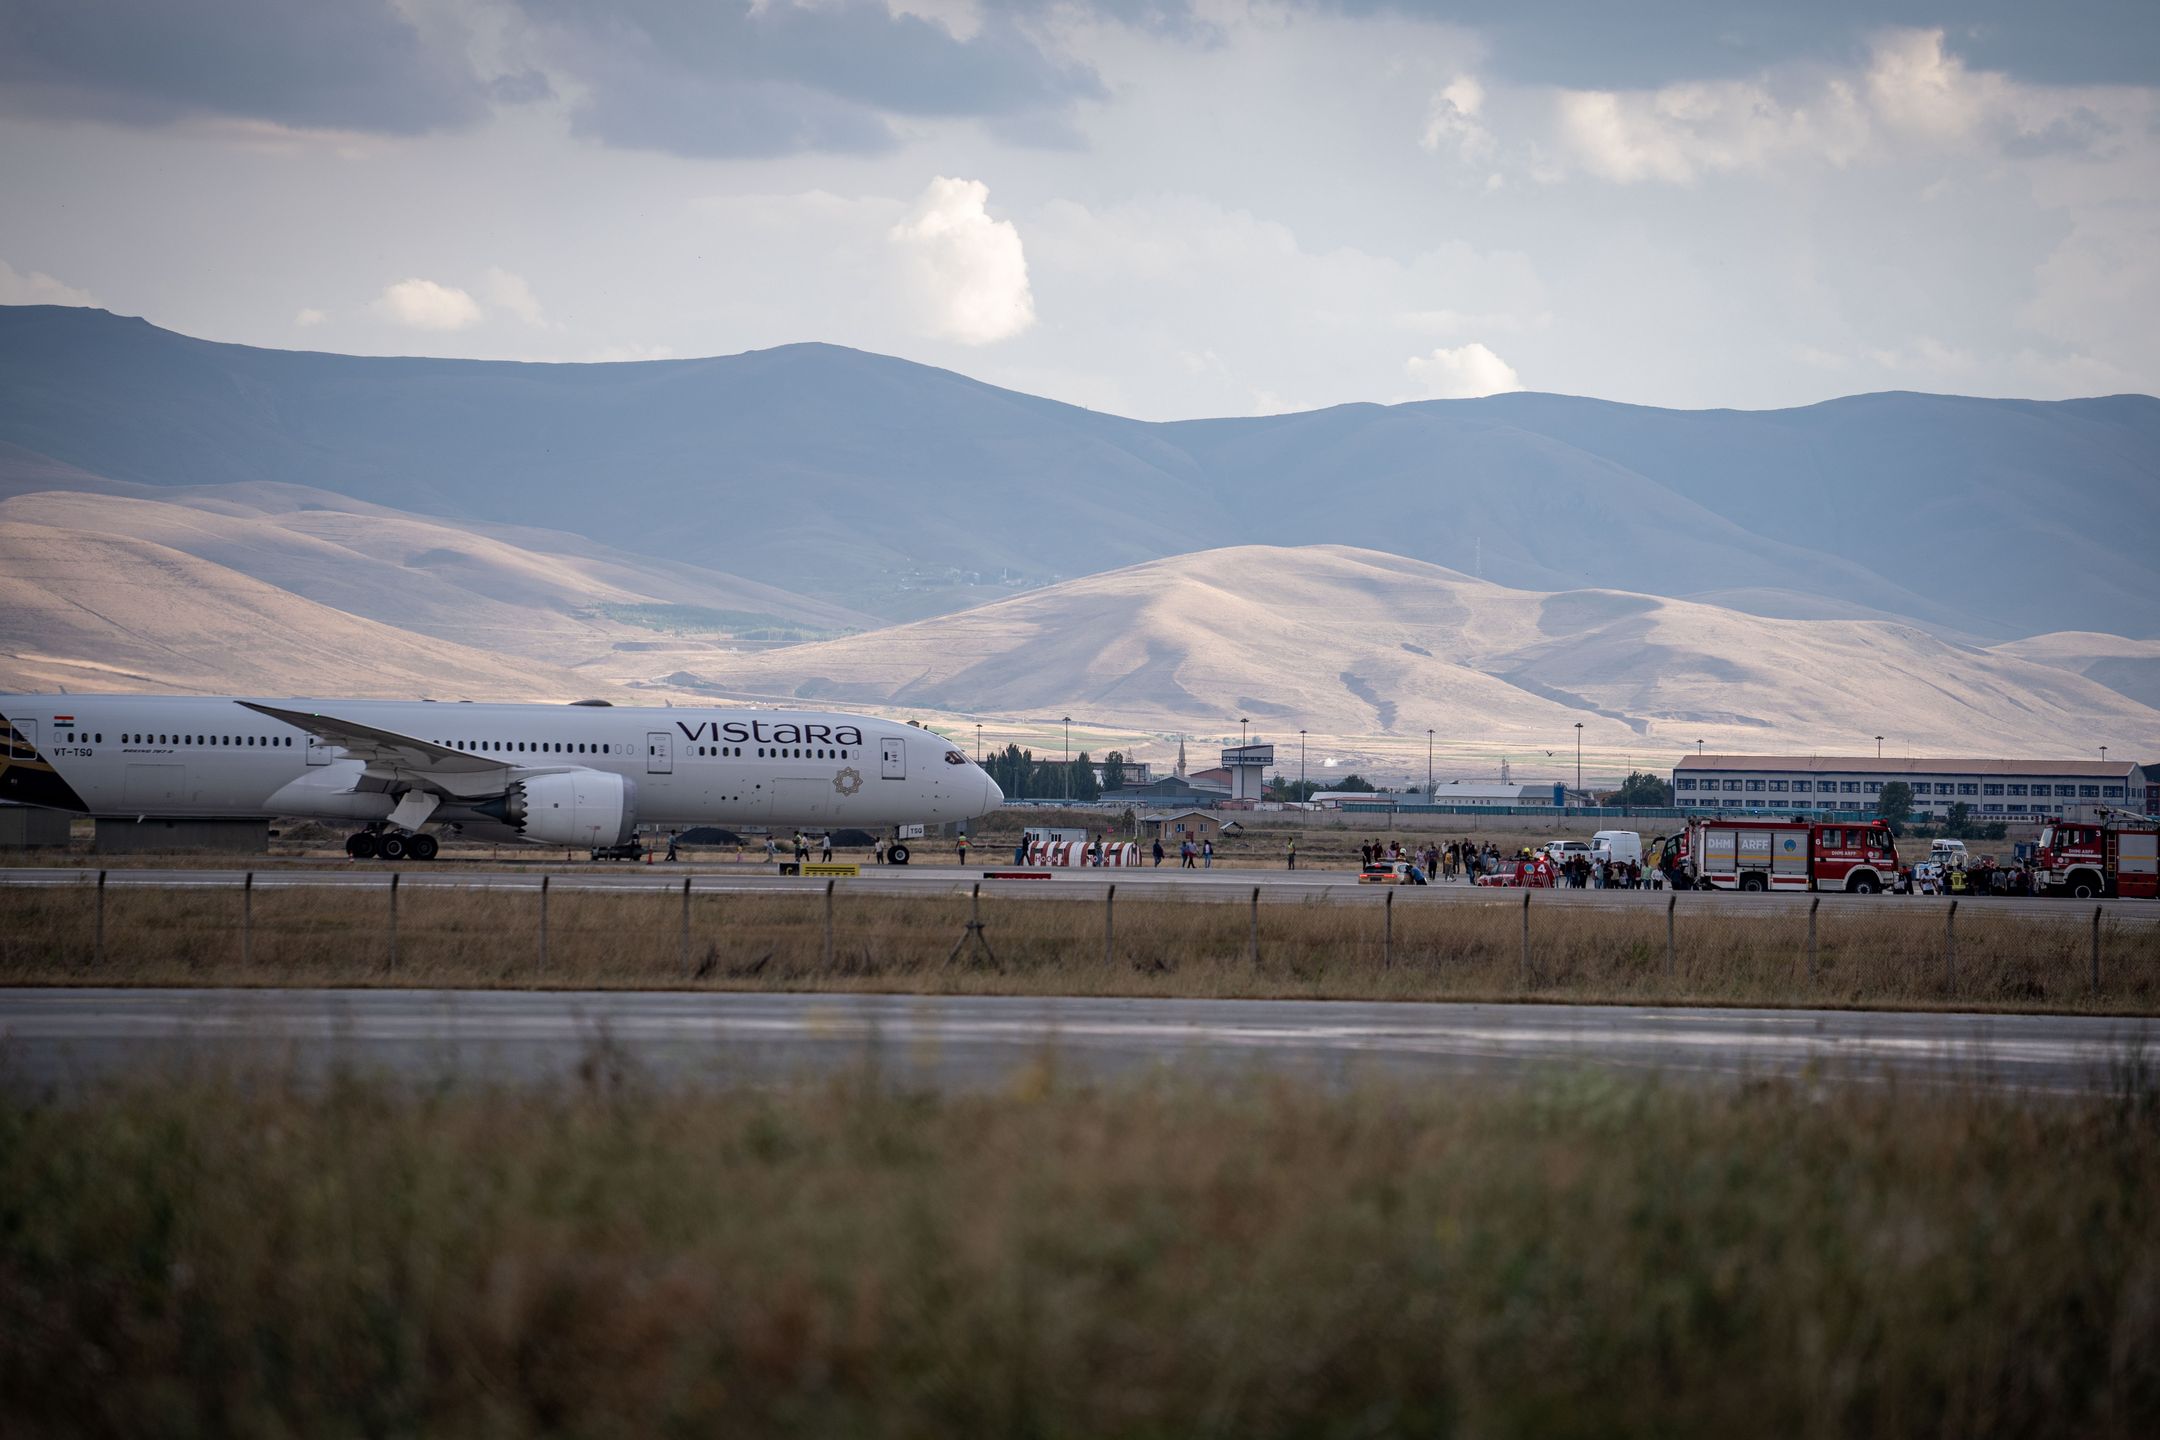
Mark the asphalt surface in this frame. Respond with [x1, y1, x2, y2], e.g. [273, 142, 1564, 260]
[2, 988, 2149, 1095]
[2, 862, 2152, 921]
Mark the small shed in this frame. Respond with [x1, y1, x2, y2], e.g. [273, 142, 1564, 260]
[1145, 809, 1238, 842]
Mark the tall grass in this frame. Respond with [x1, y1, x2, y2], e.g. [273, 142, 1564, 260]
[1, 884, 2154, 1012]
[2, 1059, 2156, 1436]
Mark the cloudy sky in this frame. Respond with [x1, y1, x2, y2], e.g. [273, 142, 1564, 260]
[2, 0, 2155, 418]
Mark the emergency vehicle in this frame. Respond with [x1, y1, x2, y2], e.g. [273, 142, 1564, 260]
[2031, 814, 2159, 899]
[1680, 817, 1902, 893]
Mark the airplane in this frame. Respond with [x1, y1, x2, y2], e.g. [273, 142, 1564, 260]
[0, 694, 1004, 863]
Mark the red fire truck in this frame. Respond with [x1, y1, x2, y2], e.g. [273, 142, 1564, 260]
[2031, 814, 2159, 899]
[1679, 817, 1902, 893]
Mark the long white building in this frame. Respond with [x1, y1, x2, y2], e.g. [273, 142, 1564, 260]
[1673, 755, 2141, 823]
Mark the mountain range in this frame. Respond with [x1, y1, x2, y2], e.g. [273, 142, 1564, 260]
[2, 305, 2154, 637]
[685, 545, 2160, 756]
[1, 304, 2155, 766]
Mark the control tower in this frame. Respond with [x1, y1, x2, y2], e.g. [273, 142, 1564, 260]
[1220, 743, 1274, 802]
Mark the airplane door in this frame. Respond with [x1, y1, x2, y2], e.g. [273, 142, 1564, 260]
[10, 719, 34, 755]
[646, 731, 673, 775]
[881, 736, 906, 780]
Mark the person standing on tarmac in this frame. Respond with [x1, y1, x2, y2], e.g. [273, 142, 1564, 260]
[664, 830, 679, 862]
[956, 833, 969, 866]
[1286, 835, 1297, 870]
[1153, 836, 1166, 867]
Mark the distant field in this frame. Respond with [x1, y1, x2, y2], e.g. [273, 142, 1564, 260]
[3, 882, 2153, 1013]
[4, 1060, 2156, 1435]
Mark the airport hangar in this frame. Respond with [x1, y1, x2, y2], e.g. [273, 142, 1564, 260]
[1674, 755, 2143, 822]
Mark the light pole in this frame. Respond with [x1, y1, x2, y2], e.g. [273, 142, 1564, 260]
[1240, 717, 1249, 749]
[1063, 716, 1072, 802]
[1426, 728, 1434, 798]
[975, 723, 982, 763]
[1299, 729, 1307, 797]
[1697, 739, 1704, 756]
[2101, 745, 2108, 763]
[1574, 721, 1583, 801]
[1876, 735, 1883, 760]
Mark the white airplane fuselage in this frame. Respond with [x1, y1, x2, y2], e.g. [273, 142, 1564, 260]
[0, 694, 1004, 846]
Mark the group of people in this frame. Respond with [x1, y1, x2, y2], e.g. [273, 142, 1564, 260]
[1913, 857, 2038, 896]
[1357, 838, 1511, 882]
[1149, 835, 1215, 868]
[1556, 853, 1648, 889]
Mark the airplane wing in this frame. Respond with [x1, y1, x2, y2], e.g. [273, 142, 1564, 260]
[238, 701, 509, 779]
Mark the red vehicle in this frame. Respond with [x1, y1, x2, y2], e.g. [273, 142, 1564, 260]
[1680, 818, 1901, 893]
[1474, 853, 1558, 888]
[2032, 815, 2159, 899]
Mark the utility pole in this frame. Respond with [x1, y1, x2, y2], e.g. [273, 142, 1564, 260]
[1426, 728, 1434, 798]
[1063, 716, 1072, 801]
[1299, 729, 1307, 797]
[1574, 721, 1583, 801]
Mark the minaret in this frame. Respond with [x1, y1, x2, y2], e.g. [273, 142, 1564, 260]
[1174, 736, 1187, 777]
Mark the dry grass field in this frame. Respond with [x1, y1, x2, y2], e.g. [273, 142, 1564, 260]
[3, 1058, 2157, 1436]
[3, 881, 2154, 1012]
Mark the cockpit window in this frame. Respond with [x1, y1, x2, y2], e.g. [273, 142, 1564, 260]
[944, 750, 968, 765]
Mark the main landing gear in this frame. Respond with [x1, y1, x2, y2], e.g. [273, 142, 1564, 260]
[345, 830, 439, 861]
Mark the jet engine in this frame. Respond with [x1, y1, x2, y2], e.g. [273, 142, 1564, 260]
[487, 769, 637, 847]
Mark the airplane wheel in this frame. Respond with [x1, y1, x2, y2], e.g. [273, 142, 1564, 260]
[409, 833, 439, 862]
[888, 842, 911, 866]
[346, 832, 378, 860]
[378, 833, 409, 861]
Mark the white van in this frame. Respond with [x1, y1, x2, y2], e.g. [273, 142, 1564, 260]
[1592, 830, 1644, 868]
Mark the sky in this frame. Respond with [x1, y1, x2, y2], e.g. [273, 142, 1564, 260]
[2, 0, 2156, 420]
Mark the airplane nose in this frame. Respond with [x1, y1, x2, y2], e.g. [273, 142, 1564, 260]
[980, 769, 1004, 813]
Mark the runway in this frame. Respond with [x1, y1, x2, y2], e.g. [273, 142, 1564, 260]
[3, 863, 2153, 921]
[2, 988, 2150, 1095]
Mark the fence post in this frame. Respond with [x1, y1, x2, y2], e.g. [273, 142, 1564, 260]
[823, 878, 835, 969]
[1943, 898, 1956, 993]
[1250, 887, 1261, 968]
[387, 871, 400, 971]
[539, 875, 549, 972]
[1105, 884, 1115, 968]
[2091, 906, 2103, 995]
[1520, 890, 1532, 986]
[681, 875, 692, 972]
[1383, 888, 1393, 970]
[243, 871, 254, 969]
[1665, 893, 1676, 979]
[95, 869, 106, 967]
[1806, 896, 1819, 981]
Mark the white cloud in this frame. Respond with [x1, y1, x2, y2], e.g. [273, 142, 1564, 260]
[0, 258, 97, 307]
[372, 277, 483, 331]
[1405, 342, 1522, 399]
[294, 307, 327, 327]
[1553, 78, 1868, 184]
[888, 176, 1036, 345]
[480, 267, 546, 326]
[1864, 29, 1988, 139]
[1421, 74, 1494, 165]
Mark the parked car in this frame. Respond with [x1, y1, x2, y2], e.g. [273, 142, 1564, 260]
[1358, 860, 1429, 885]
